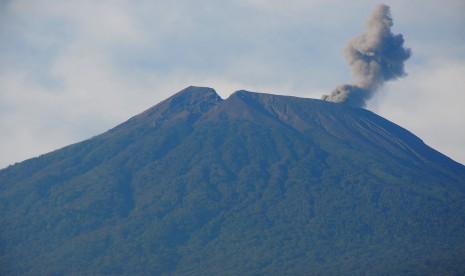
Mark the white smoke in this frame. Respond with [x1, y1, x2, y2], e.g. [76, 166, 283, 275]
[322, 4, 411, 107]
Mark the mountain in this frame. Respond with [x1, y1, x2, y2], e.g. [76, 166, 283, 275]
[1, 86, 465, 275]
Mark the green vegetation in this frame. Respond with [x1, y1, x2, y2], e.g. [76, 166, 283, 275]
[1, 87, 465, 275]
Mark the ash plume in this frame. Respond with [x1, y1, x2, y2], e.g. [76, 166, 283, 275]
[322, 4, 411, 107]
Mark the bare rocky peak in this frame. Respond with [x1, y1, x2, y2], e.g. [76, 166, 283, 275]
[128, 86, 222, 127]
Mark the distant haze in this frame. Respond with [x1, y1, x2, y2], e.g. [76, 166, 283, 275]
[322, 4, 411, 107]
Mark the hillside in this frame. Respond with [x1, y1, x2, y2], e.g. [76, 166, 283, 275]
[1, 86, 465, 275]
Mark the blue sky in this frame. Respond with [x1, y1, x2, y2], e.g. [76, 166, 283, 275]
[1, 0, 465, 168]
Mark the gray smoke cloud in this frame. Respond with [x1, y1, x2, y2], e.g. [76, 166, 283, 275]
[322, 4, 411, 107]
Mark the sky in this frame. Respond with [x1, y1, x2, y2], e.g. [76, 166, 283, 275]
[1, 0, 464, 168]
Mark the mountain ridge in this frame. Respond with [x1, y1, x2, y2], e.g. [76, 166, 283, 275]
[1, 86, 465, 275]
[8, 86, 461, 170]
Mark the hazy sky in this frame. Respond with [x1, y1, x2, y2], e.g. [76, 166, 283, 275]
[1, 0, 464, 168]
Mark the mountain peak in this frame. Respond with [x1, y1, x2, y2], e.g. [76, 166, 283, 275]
[129, 86, 222, 127]
[173, 86, 221, 104]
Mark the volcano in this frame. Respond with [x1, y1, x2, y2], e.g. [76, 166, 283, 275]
[1, 86, 465, 275]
